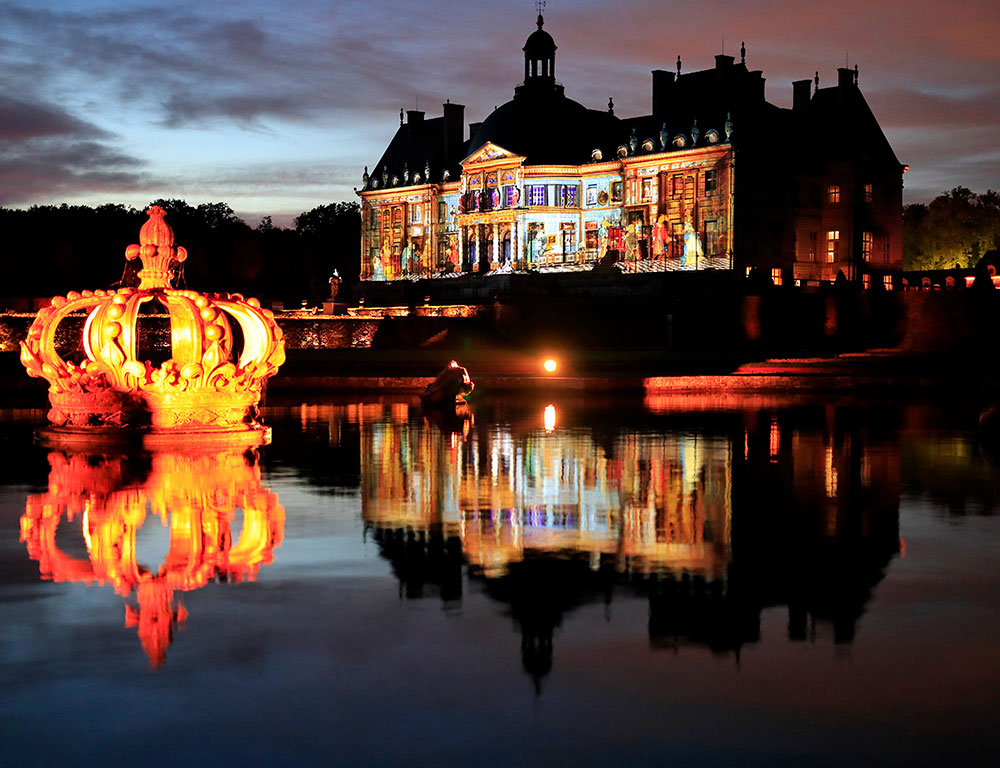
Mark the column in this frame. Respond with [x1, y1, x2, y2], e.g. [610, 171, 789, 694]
[492, 222, 499, 268]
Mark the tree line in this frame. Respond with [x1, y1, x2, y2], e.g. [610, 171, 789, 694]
[904, 187, 1000, 271]
[0, 199, 360, 304]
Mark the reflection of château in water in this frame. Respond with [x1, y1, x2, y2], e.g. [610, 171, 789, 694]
[362, 401, 732, 579]
[347, 399, 900, 684]
[20, 448, 284, 668]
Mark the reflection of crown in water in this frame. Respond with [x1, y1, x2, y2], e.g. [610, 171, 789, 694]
[20, 448, 285, 668]
[20, 206, 285, 438]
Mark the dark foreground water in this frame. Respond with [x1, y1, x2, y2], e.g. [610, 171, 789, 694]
[2, 391, 999, 766]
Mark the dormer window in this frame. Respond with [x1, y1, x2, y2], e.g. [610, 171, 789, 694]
[827, 184, 841, 203]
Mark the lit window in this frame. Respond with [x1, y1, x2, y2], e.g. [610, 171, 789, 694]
[863, 274, 871, 290]
[705, 169, 717, 193]
[557, 185, 578, 207]
[527, 185, 546, 206]
[506, 185, 520, 207]
[807, 231, 817, 262]
[862, 231, 873, 261]
[437, 200, 447, 222]
[586, 185, 597, 205]
[826, 230, 840, 262]
[883, 275, 893, 291]
[864, 183, 873, 202]
[827, 185, 841, 203]
[611, 181, 623, 202]
[705, 220, 717, 256]
[641, 178, 653, 202]
[771, 267, 782, 286]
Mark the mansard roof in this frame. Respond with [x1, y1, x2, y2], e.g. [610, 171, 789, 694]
[366, 113, 468, 191]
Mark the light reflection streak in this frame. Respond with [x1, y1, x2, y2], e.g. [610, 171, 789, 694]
[357, 402, 733, 579]
[20, 448, 284, 668]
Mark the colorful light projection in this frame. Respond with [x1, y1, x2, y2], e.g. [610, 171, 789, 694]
[20, 206, 285, 444]
[357, 402, 732, 578]
[20, 447, 285, 668]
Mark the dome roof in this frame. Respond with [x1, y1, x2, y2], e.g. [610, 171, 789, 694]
[523, 15, 556, 57]
[468, 89, 620, 166]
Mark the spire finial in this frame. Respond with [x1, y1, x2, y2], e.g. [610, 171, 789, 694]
[399, 108, 404, 126]
[608, 96, 614, 114]
[676, 55, 682, 75]
[814, 71, 819, 93]
[535, 0, 545, 26]
[854, 64, 859, 85]
[740, 41, 746, 64]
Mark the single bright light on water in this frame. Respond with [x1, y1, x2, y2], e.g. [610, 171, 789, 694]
[544, 404, 556, 432]
[543, 358, 557, 373]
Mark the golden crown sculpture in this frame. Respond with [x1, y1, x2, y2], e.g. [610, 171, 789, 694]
[20, 206, 285, 444]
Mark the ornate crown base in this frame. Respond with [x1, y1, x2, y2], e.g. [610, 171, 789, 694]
[43, 387, 270, 449]
[46, 387, 264, 429]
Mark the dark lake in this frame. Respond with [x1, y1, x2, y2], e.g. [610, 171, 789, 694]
[2, 391, 999, 766]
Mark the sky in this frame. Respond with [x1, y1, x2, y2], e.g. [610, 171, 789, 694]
[2, 0, 998, 227]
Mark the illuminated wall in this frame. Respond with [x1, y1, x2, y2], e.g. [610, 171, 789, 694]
[360, 142, 735, 279]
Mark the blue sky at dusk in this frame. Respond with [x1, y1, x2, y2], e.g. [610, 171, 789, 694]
[2, 0, 997, 226]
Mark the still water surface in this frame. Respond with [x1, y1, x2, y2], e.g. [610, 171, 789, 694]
[2, 392, 999, 766]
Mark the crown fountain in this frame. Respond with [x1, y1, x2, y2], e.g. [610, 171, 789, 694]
[20, 206, 285, 447]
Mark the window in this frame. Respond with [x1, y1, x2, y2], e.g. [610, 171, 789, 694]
[705, 169, 717, 193]
[807, 231, 817, 262]
[611, 181, 623, 202]
[641, 178, 653, 202]
[862, 231, 873, 261]
[556, 184, 578, 207]
[505, 185, 520, 207]
[672, 176, 681, 197]
[409, 204, 422, 224]
[705, 220, 718, 256]
[771, 268, 783, 286]
[527, 185, 547, 206]
[587, 185, 598, 205]
[883, 275, 893, 291]
[863, 274, 871, 290]
[826, 230, 840, 262]
[863, 183, 873, 203]
[827, 185, 841, 203]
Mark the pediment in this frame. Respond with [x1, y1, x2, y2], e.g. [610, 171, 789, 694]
[462, 142, 522, 166]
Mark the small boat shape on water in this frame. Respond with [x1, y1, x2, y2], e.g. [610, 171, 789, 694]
[420, 360, 474, 408]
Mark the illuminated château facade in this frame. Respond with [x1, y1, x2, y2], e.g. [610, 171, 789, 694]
[359, 15, 903, 286]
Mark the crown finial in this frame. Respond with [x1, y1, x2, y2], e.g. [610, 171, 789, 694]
[125, 206, 187, 290]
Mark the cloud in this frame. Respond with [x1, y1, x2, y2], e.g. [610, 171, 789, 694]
[0, 95, 147, 206]
[2, 0, 998, 210]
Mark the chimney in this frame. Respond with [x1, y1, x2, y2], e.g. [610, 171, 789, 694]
[651, 69, 675, 117]
[715, 54, 735, 69]
[442, 101, 464, 170]
[793, 79, 811, 112]
[837, 67, 855, 89]
[468, 122, 483, 141]
[406, 109, 424, 135]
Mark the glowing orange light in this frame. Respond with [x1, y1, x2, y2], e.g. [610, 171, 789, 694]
[543, 358, 558, 373]
[543, 404, 556, 432]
